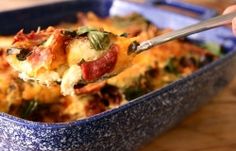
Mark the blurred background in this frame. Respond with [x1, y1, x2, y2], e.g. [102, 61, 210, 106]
[0, 0, 235, 13]
[0, 0, 236, 151]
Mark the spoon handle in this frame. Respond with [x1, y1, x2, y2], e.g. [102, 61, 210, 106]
[136, 12, 236, 53]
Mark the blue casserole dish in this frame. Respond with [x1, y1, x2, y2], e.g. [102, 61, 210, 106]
[0, 0, 236, 151]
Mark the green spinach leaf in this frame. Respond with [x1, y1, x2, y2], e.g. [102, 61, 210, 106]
[20, 100, 38, 118]
[201, 42, 222, 56]
[88, 31, 110, 50]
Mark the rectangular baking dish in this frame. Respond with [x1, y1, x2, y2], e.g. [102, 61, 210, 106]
[0, 0, 236, 151]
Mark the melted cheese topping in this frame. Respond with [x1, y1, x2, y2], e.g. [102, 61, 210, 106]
[19, 71, 61, 86]
[62, 95, 92, 118]
[61, 65, 82, 96]
[111, 37, 136, 74]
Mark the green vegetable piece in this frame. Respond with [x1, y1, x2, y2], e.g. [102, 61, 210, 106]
[164, 57, 179, 75]
[63, 26, 113, 50]
[201, 42, 222, 56]
[88, 31, 110, 50]
[76, 26, 96, 36]
[123, 68, 156, 100]
[21, 100, 38, 118]
[62, 30, 77, 37]
[123, 86, 146, 100]
[62, 27, 96, 37]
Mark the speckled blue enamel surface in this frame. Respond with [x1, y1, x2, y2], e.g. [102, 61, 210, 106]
[0, 0, 236, 151]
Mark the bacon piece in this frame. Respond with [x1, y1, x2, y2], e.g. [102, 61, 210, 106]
[27, 29, 66, 68]
[75, 81, 106, 95]
[80, 44, 118, 81]
[13, 29, 50, 45]
[13, 30, 29, 44]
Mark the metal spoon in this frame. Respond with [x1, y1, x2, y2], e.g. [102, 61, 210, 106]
[135, 11, 236, 53]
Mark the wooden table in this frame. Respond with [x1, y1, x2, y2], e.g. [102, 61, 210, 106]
[0, 0, 235, 150]
[139, 78, 236, 151]
[139, 2, 236, 151]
